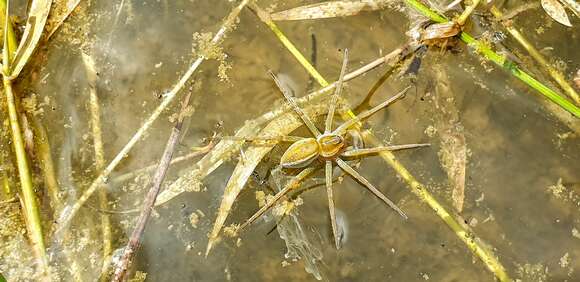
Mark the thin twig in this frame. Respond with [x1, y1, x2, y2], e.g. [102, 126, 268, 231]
[111, 83, 197, 282]
[81, 52, 113, 280]
[54, 0, 252, 234]
[112, 142, 214, 184]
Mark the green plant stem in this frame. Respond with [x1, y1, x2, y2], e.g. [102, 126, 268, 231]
[252, 4, 511, 281]
[0, 0, 17, 58]
[1, 0, 49, 277]
[2, 79, 49, 274]
[404, 0, 579, 118]
[31, 116, 62, 211]
[489, 5, 579, 105]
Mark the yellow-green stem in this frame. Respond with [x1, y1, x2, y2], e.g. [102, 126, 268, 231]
[405, 0, 580, 118]
[253, 5, 511, 281]
[81, 52, 113, 279]
[1, 0, 49, 276]
[457, 0, 481, 25]
[3, 79, 48, 272]
[31, 116, 62, 211]
[489, 5, 579, 105]
[0, 0, 16, 59]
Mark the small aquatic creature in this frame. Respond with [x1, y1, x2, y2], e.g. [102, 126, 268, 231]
[238, 49, 429, 249]
[422, 21, 461, 42]
[420, 21, 462, 50]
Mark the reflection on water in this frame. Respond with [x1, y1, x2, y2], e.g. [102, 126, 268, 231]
[1, 0, 579, 281]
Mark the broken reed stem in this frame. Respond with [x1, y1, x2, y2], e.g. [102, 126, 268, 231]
[456, 0, 481, 26]
[489, 5, 579, 105]
[1, 0, 49, 277]
[404, 0, 579, 118]
[81, 52, 113, 279]
[31, 116, 62, 211]
[254, 6, 511, 281]
[112, 143, 214, 184]
[111, 84, 196, 282]
[55, 0, 251, 234]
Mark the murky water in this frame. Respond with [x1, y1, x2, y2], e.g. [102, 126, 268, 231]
[1, 0, 579, 281]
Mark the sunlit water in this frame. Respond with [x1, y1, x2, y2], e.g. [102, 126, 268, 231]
[1, 0, 579, 281]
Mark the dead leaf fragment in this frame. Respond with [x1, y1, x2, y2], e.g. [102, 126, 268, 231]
[9, 0, 52, 78]
[541, 0, 572, 27]
[271, 0, 387, 21]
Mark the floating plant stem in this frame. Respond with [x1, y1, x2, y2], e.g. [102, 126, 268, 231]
[112, 142, 214, 184]
[249, 3, 327, 87]
[1, 0, 49, 276]
[403, 0, 580, 118]
[55, 0, 252, 233]
[489, 5, 579, 105]
[112, 86, 198, 282]
[364, 132, 510, 282]
[81, 52, 113, 279]
[254, 7, 511, 280]
[30, 116, 62, 211]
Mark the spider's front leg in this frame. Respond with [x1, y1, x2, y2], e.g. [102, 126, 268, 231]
[239, 166, 317, 232]
[341, 143, 430, 158]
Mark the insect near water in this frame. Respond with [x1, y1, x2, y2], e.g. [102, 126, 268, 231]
[232, 49, 430, 249]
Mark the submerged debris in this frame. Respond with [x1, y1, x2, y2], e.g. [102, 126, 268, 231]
[430, 64, 468, 212]
[269, 168, 324, 281]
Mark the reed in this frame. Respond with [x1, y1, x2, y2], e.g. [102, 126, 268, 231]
[1, 0, 49, 277]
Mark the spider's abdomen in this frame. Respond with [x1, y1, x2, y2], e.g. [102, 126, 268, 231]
[280, 138, 319, 168]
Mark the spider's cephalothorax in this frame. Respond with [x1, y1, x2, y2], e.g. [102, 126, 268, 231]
[236, 49, 430, 250]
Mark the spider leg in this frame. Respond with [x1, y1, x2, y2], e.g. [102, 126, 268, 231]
[326, 160, 340, 249]
[341, 143, 430, 158]
[335, 158, 408, 219]
[333, 86, 410, 135]
[220, 135, 304, 144]
[239, 166, 317, 232]
[269, 71, 321, 137]
[325, 49, 349, 134]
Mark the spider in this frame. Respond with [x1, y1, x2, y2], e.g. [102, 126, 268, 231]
[237, 49, 429, 249]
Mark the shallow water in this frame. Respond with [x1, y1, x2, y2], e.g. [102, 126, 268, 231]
[1, 0, 580, 281]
